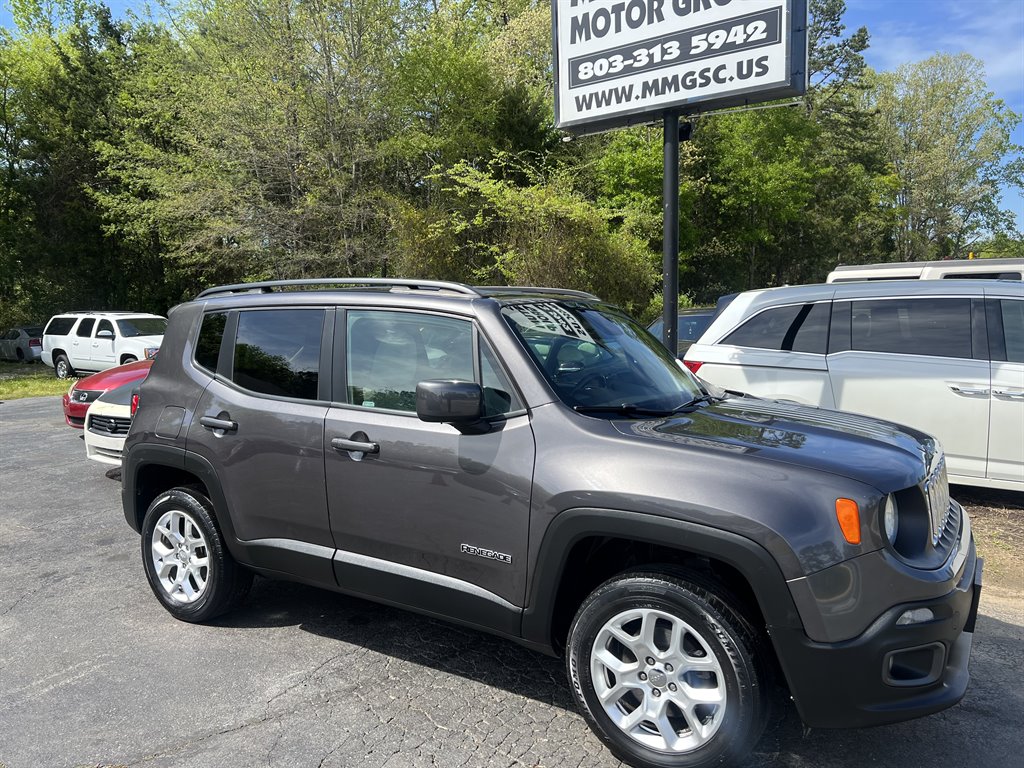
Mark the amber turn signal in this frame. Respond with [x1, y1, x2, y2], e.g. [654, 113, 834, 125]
[835, 498, 861, 545]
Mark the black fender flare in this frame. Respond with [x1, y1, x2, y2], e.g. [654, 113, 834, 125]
[123, 445, 241, 559]
[520, 507, 804, 650]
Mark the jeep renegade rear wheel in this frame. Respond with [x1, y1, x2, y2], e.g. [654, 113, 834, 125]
[141, 487, 252, 622]
[567, 571, 768, 768]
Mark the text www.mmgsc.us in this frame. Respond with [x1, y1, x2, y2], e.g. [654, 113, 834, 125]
[572, 55, 770, 111]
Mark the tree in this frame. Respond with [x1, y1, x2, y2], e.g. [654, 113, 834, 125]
[870, 52, 1023, 261]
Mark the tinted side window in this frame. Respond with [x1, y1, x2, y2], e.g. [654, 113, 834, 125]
[724, 303, 829, 354]
[790, 303, 831, 353]
[346, 311, 521, 415]
[45, 317, 77, 335]
[1001, 299, 1024, 363]
[96, 320, 115, 336]
[481, 343, 521, 416]
[348, 311, 473, 412]
[725, 305, 802, 350]
[76, 319, 95, 338]
[195, 312, 227, 373]
[851, 298, 972, 358]
[942, 271, 1022, 280]
[232, 309, 324, 400]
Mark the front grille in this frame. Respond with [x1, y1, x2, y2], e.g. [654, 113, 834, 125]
[924, 454, 960, 561]
[925, 456, 951, 545]
[931, 500, 962, 561]
[74, 389, 102, 404]
[88, 414, 131, 435]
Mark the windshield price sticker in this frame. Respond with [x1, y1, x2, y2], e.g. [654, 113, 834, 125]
[569, 7, 780, 88]
[553, 0, 806, 133]
[506, 303, 596, 342]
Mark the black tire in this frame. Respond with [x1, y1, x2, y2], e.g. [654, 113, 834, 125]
[15, 348, 24, 361]
[140, 487, 252, 622]
[54, 353, 74, 379]
[121, 355, 138, 365]
[566, 570, 769, 768]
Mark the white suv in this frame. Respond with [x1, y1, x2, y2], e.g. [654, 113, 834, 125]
[684, 280, 1024, 491]
[42, 312, 166, 378]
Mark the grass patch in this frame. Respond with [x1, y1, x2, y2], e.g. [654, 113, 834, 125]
[0, 362, 69, 400]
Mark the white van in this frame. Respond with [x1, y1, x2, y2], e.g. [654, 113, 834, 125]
[827, 257, 1023, 283]
[684, 279, 1024, 491]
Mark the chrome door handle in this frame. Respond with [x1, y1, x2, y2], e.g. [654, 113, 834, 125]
[200, 416, 238, 432]
[948, 384, 990, 396]
[331, 437, 379, 454]
[993, 389, 1024, 399]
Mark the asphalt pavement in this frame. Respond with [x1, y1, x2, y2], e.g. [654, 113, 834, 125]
[1, 395, 1022, 768]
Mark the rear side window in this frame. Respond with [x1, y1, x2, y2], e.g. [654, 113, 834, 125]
[724, 302, 830, 354]
[1001, 300, 1024, 363]
[44, 317, 77, 336]
[851, 298, 972, 359]
[76, 319, 95, 338]
[942, 271, 1022, 280]
[195, 313, 227, 373]
[232, 309, 324, 400]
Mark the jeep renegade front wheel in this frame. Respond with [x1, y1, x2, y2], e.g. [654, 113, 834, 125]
[141, 487, 252, 622]
[567, 571, 768, 768]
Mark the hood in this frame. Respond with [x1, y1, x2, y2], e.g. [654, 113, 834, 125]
[611, 395, 932, 492]
[96, 379, 140, 406]
[75, 359, 153, 392]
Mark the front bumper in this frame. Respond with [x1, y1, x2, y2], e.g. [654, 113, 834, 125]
[772, 539, 982, 729]
[63, 394, 88, 427]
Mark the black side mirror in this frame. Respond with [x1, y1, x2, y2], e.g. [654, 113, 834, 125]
[416, 380, 484, 428]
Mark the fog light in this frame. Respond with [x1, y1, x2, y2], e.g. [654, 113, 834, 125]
[896, 608, 936, 626]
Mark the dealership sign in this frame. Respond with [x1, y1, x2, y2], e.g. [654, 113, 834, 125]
[553, 0, 807, 133]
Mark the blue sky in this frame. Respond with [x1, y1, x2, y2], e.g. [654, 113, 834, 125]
[3, 0, 1023, 229]
[845, 0, 1024, 229]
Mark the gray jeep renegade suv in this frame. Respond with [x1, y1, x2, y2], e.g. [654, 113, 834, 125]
[123, 279, 982, 768]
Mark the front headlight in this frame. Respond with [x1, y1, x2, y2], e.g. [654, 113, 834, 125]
[883, 494, 899, 545]
[144, 347, 159, 359]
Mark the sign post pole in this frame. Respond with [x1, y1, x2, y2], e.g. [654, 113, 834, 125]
[662, 112, 679, 354]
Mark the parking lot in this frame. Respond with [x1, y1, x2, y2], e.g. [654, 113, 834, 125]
[1, 395, 1022, 768]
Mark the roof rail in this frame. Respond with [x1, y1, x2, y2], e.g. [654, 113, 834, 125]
[196, 278, 480, 300]
[476, 286, 600, 300]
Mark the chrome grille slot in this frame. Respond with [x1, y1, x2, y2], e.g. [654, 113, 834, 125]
[88, 415, 132, 435]
[925, 456, 951, 546]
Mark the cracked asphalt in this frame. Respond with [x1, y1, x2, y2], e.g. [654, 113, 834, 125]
[1, 395, 1022, 768]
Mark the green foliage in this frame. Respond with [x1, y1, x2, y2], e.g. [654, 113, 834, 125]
[0, 0, 1020, 329]
[869, 53, 1023, 260]
[394, 154, 657, 314]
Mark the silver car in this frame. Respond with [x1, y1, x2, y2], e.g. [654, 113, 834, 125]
[0, 326, 44, 362]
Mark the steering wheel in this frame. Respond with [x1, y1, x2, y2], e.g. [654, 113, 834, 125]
[568, 372, 607, 397]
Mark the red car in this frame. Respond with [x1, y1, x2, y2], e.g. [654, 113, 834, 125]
[63, 359, 152, 428]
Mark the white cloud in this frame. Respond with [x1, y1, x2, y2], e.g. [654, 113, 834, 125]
[851, 0, 1024, 110]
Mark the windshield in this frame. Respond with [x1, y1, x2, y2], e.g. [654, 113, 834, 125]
[501, 301, 704, 413]
[117, 317, 167, 337]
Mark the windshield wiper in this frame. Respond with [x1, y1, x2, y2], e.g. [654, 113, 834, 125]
[670, 393, 717, 413]
[573, 393, 721, 418]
